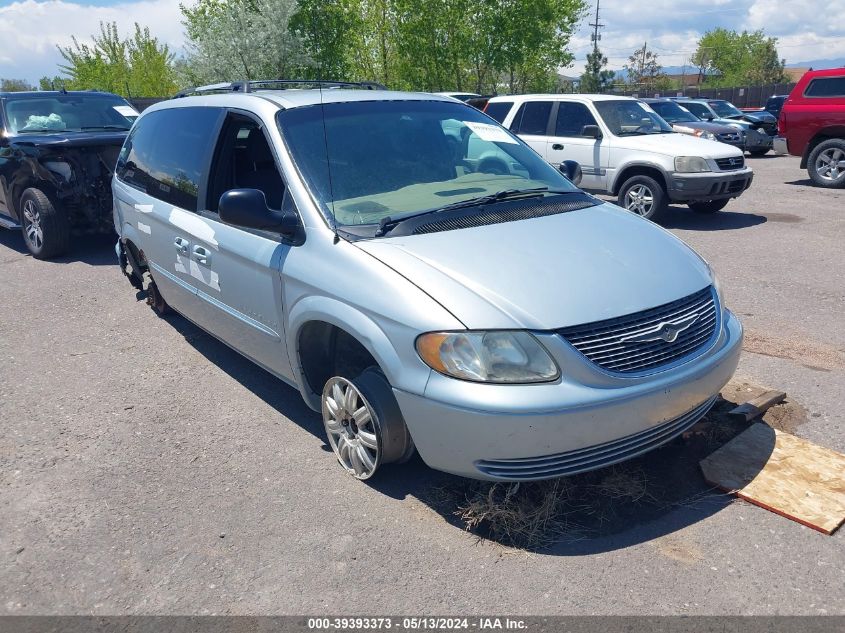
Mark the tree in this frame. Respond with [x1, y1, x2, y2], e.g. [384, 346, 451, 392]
[290, 0, 360, 80]
[0, 78, 33, 92]
[580, 48, 614, 93]
[56, 21, 177, 96]
[623, 42, 667, 91]
[180, 0, 312, 84]
[692, 28, 786, 86]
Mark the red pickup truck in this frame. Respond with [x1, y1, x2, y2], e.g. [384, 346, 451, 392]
[774, 68, 845, 188]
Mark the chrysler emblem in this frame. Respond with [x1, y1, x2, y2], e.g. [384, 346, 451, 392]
[620, 313, 701, 344]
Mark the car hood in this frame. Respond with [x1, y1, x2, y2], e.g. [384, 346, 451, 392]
[10, 130, 128, 147]
[611, 132, 742, 158]
[671, 120, 738, 135]
[728, 112, 777, 126]
[354, 202, 712, 330]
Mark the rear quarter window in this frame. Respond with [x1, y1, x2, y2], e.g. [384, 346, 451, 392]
[116, 107, 222, 211]
[804, 77, 845, 98]
[510, 101, 553, 135]
[484, 101, 513, 124]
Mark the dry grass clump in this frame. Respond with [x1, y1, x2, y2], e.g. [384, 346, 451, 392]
[454, 479, 588, 549]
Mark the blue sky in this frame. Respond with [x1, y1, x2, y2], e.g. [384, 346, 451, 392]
[1, 0, 843, 84]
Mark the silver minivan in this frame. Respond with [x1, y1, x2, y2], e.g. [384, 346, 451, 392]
[114, 82, 743, 482]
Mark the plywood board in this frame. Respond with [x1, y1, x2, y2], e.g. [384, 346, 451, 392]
[700, 423, 845, 534]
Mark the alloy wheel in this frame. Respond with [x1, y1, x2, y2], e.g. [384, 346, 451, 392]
[322, 376, 380, 479]
[624, 184, 654, 216]
[815, 147, 845, 182]
[22, 199, 44, 251]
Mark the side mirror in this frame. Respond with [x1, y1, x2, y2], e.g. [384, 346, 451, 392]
[559, 160, 582, 186]
[581, 124, 602, 139]
[219, 189, 299, 235]
[704, 114, 714, 121]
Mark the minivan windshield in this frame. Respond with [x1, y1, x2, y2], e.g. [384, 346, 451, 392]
[709, 100, 744, 118]
[647, 101, 700, 124]
[277, 100, 579, 231]
[4, 94, 137, 134]
[593, 100, 674, 136]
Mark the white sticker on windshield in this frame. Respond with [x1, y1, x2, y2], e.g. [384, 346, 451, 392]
[464, 121, 518, 144]
[114, 105, 139, 117]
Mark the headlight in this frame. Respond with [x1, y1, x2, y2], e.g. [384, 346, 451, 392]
[698, 131, 717, 141]
[674, 156, 711, 173]
[416, 331, 560, 383]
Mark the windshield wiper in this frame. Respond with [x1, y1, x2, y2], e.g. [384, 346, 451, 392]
[375, 187, 572, 237]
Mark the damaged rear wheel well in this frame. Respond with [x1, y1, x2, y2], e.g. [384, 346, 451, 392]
[298, 321, 379, 398]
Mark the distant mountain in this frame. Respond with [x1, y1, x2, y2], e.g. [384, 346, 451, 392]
[785, 58, 845, 70]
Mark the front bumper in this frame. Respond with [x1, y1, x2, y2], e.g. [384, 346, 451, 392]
[773, 136, 788, 155]
[745, 129, 773, 151]
[395, 309, 743, 481]
[666, 168, 753, 202]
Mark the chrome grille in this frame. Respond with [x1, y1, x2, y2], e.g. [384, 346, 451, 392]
[475, 396, 718, 480]
[717, 132, 743, 144]
[557, 286, 718, 374]
[715, 156, 745, 170]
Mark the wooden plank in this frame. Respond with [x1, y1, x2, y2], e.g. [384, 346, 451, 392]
[728, 390, 786, 422]
[700, 423, 845, 534]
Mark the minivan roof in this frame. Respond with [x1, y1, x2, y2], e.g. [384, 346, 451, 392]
[147, 89, 457, 112]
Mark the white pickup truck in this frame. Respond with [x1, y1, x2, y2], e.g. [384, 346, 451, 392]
[484, 94, 754, 220]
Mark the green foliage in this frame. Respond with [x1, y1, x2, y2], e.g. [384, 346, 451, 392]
[56, 21, 177, 97]
[580, 48, 615, 93]
[692, 28, 786, 87]
[179, 0, 311, 84]
[180, 0, 586, 93]
[623, 42, 668, 91]
[0, 78, 34, 92]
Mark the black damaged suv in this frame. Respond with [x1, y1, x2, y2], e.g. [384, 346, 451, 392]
[0, 90, 137, 258]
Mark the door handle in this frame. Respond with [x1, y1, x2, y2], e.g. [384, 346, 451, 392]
[174, 237, 189, 255]
[552, 143, 565, 150]
[192, 245, 211, 265]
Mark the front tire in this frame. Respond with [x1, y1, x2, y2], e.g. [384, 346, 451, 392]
[19, 188, 70, 259]
[808, 139, 845, 188]
[322, 368, 414, 480]
[617, 175, 667, 221]
[688, 198, 730, 213]
[748, 148, 770, 157]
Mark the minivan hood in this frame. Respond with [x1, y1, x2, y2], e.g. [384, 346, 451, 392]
[612, 132, 742, 158]
[355, 202, 712, 330]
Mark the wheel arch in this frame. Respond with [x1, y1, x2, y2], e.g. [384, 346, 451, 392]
[610, 163, 669, 195]
[800, 128, 845, 168]
[288, 297, 409, 411]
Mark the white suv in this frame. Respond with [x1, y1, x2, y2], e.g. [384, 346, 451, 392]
[485, 94, 754, 220]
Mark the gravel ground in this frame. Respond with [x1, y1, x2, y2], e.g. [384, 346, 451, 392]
[1, 154, 843, 615]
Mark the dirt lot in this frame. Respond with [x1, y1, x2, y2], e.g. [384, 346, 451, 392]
[1, 155, 843, 615]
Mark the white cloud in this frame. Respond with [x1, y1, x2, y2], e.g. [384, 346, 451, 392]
[568, 0, 845, 75]
[0, 0, 187, 83]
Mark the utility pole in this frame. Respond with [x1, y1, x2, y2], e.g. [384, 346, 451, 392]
[589, 0, 604, 54]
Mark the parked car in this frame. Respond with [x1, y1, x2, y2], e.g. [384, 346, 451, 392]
[641, 98, 745, 150]
[113, 81, 742, 482]
[774, 68, 845, 188]
[0, 89, 138, 258]
[764, 95, 789, 120]
[672, 98, 775, 156]
[484, 94, 753, 220]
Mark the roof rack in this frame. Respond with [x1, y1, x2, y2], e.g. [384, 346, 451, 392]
[172, 79, 387, 99]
